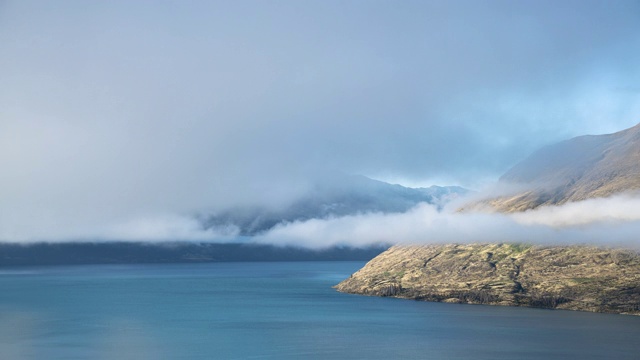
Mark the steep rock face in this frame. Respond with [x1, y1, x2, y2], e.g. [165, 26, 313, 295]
[336, 244, 640, 315]
[484, 122, 640, 212]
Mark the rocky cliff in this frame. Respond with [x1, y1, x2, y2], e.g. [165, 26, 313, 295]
[336, 243, 640, 315]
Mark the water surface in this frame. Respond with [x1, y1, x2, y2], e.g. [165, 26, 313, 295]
[0, 262, 639, 359]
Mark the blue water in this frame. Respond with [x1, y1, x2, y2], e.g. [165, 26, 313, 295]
[0, 262, 639, 359]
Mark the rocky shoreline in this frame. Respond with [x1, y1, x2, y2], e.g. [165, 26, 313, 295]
[335, 243, 640, 315]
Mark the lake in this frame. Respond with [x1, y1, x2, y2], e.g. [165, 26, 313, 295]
[0, 261, 639, 359]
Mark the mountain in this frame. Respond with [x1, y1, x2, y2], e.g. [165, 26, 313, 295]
[337, 123, 640, 314]
[482, 122, 640, 212]
[335, 244, 640, 315]
[0, 175, 463, 267]
[201, 175, 468, 235]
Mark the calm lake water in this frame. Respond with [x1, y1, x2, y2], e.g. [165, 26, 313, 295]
[0, 261, 639, 359]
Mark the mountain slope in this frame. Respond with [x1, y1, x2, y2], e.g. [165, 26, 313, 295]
[485, 122, 640, 211]
[202, 175, 467, 235]
[337, 123, 640, 314]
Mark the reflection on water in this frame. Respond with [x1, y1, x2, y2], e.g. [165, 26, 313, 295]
[0, 262, 639, 359]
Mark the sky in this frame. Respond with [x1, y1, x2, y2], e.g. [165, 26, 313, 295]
[1, 0, 640, 242]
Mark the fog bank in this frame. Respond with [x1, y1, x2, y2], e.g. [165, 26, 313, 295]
[255, 195, 640, 249]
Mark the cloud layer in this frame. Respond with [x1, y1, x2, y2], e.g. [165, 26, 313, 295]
[255, 195, 640, 249]
[4, 193, 639, 253]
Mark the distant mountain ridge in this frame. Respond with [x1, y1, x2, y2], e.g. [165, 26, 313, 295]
[0, 242, 386, 267]
[0, 176, 465, 266]
[202, 175, 468, 235]
[483, 122, 640, 211]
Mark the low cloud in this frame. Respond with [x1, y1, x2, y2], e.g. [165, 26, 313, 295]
[254, 194, 640, 249]
[2, 193, 640, 251]
[104, 214, 239, 242]
[0, 211, 238, 243]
